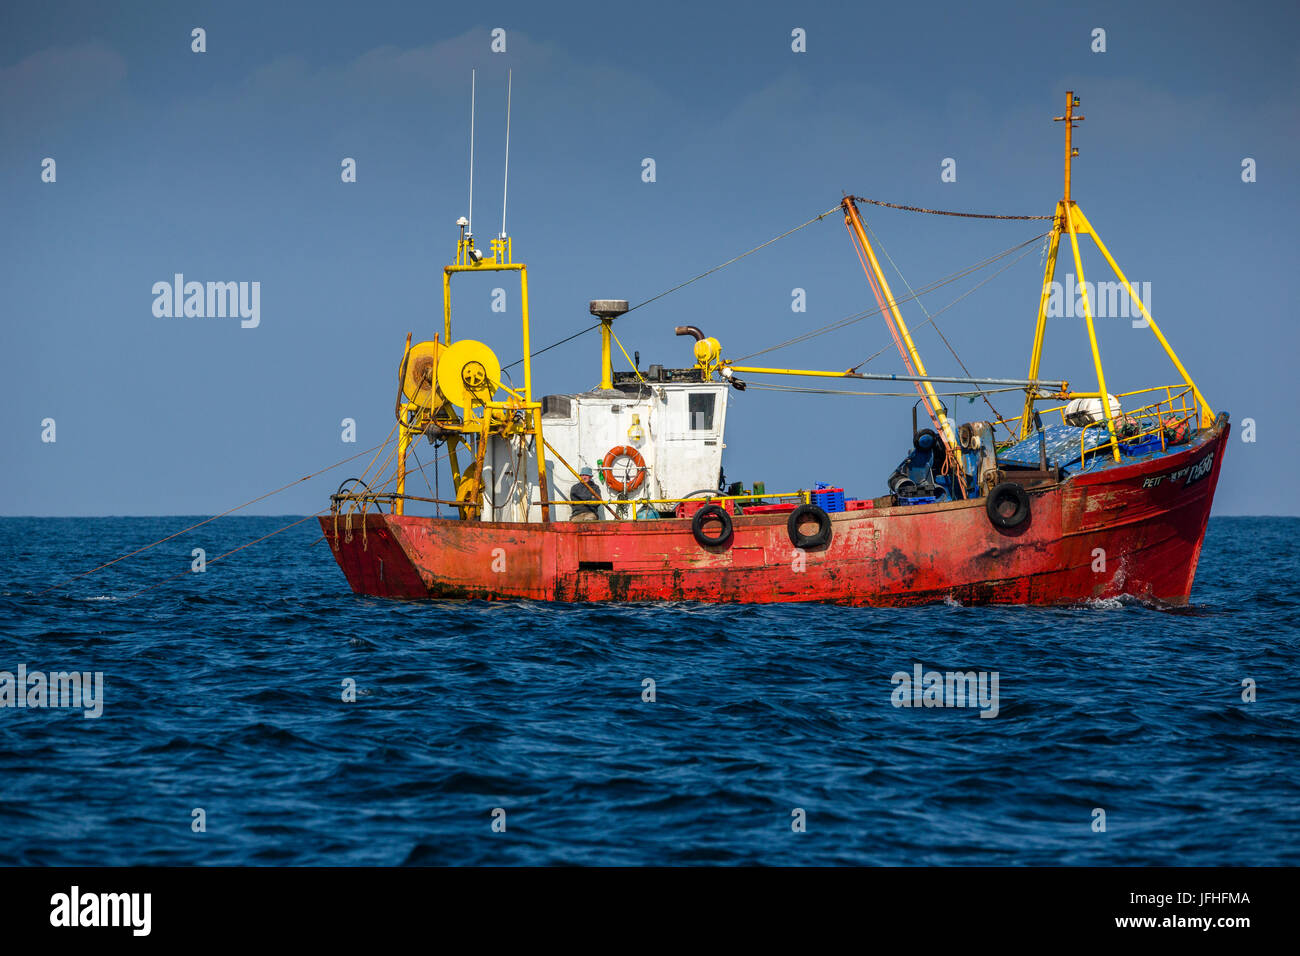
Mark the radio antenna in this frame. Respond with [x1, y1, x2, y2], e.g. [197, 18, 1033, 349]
[467, 69, 476, 236]
[501, 69, 512, 238]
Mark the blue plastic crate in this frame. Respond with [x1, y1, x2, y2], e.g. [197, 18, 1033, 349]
[899, 495, 939, 506]
[812, 486, 846, 512]
[1121, 434, 1163, 456]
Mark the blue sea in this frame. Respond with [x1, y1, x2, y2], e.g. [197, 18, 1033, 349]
[1, 515, 1296, 866]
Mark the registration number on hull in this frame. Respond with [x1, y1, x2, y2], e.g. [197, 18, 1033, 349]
[1141, 451, 1215, 489]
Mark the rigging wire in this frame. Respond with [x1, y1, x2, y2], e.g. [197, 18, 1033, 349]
[500, 205, 841, 372]
[743, 382, 1025, 398]
[847, 239, 1042, 373]
[126, 513, 324, 600]
[611, 329, 648, 385]
[494, 200, 1049, 378]
[860, 216, 1011, 434]
[624, 205, 841, 315]
[410, 444, 437, 498]
[735, 232, 1048, 362]
[844, 212, 965, 497]
[850, 196, 1054, 220]
[127, 438, 459, 598]
[502, 323, 600, 372]
[35, 435, 399, 597]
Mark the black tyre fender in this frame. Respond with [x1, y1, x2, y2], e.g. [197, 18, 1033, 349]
[691, 504, 733, 547]
[787, 503, 832, 549]
[985, 481, 1031, 529]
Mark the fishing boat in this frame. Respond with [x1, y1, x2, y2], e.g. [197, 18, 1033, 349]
[322, 92, 1227, 606]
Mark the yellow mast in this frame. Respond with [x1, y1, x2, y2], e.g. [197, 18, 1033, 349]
[1019, 222, 1063, 438]
[1056, 92, 1119, 461]
[842, 198, 958, 454]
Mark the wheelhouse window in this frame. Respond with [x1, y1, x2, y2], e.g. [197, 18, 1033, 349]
[688, 392, 716, 431]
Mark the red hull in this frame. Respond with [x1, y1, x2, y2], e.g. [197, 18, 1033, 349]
[322, 423, 1228, 607]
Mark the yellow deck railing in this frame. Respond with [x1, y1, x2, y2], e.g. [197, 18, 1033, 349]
[997, 384, 1202, 469]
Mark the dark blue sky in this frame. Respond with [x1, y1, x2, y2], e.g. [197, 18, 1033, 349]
[3, 0, 1296, 515]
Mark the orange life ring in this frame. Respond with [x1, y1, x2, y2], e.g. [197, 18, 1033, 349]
[601, 445, 647, 493]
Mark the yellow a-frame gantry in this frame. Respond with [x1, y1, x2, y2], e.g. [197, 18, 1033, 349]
[1019, 92, 1214, 458]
